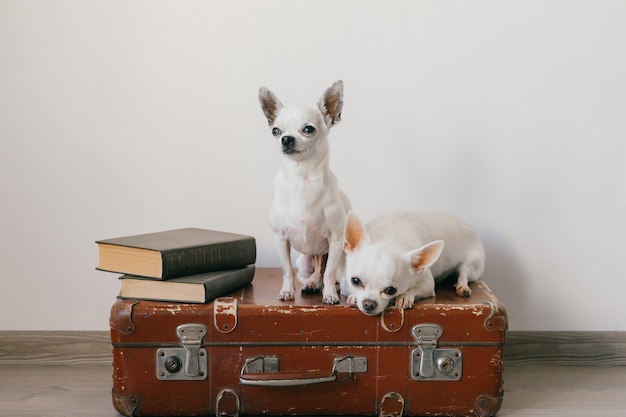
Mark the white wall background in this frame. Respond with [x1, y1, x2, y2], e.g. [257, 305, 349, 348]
[1, 0, 625, 331]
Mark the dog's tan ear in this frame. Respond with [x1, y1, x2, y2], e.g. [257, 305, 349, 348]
[318, 80, 344, 127]
[344, 211, 369, 254]
[258, 87, 283, 125]
[407, 240, 445, 274]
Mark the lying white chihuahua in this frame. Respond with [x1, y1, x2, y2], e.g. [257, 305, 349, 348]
[342, 211, 485, 316]
[259, 80, 351, 304]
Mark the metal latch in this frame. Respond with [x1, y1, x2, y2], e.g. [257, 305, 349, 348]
[411, 324, 462, 381]
[157, 323, 208, 380]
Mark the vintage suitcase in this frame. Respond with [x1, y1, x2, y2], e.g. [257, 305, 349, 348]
[110, 268, 507, 417]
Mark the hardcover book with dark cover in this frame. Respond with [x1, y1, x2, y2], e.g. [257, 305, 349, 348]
[96, 228, 256, 280]
[118, 266, 255, 303]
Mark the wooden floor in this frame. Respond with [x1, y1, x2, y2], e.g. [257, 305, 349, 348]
[2, 364, 625, 417]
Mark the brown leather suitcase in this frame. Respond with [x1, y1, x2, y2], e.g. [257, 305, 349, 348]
[110, 268, 507, 417]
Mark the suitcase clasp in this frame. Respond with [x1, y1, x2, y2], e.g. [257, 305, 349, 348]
[411, 324, 462, 381]
[156, 323, 208, 381]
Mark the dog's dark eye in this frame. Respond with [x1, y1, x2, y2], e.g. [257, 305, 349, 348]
[351, 277, 362, 287]
[383, 287, 397, 295]
[302, 125, 316, 135]
[272, 127, 281, 136]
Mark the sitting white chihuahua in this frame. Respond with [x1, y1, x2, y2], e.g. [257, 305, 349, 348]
[259, 80, 351, 304]
[342, 211, 485, 316]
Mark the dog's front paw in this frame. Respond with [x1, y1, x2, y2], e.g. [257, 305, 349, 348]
[346, 294, 357, 307]
[322, 289, 340, 305]
[395, 294, 415, 309]
[455, 284, 472, 297]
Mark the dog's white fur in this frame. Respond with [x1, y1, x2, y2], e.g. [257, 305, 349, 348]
[259, 80, 351, 304]
[342, 211, 485, 316]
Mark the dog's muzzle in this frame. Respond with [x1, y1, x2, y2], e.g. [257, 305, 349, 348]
[362, 299, 378, 314]
[281, 135, 298, 154]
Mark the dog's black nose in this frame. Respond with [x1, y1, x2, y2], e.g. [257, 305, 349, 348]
[362, 299, 377, 313]
[281, 135, 295, 149]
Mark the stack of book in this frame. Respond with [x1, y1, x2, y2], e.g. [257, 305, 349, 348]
[96, 228, 256, 303]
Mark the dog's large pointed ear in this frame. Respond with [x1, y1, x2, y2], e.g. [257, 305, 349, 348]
[318, 80, 344, 127]
[407, 240, 445, 274]
[258, 87, 283, 126]
[344, 211, 369, 254]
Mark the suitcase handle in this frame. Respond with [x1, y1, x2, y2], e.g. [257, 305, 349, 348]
[239, 371, 337, 387]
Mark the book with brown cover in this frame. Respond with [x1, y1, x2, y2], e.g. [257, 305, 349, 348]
[96, 228, 256, 280]
[118, 266, 255, 303]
